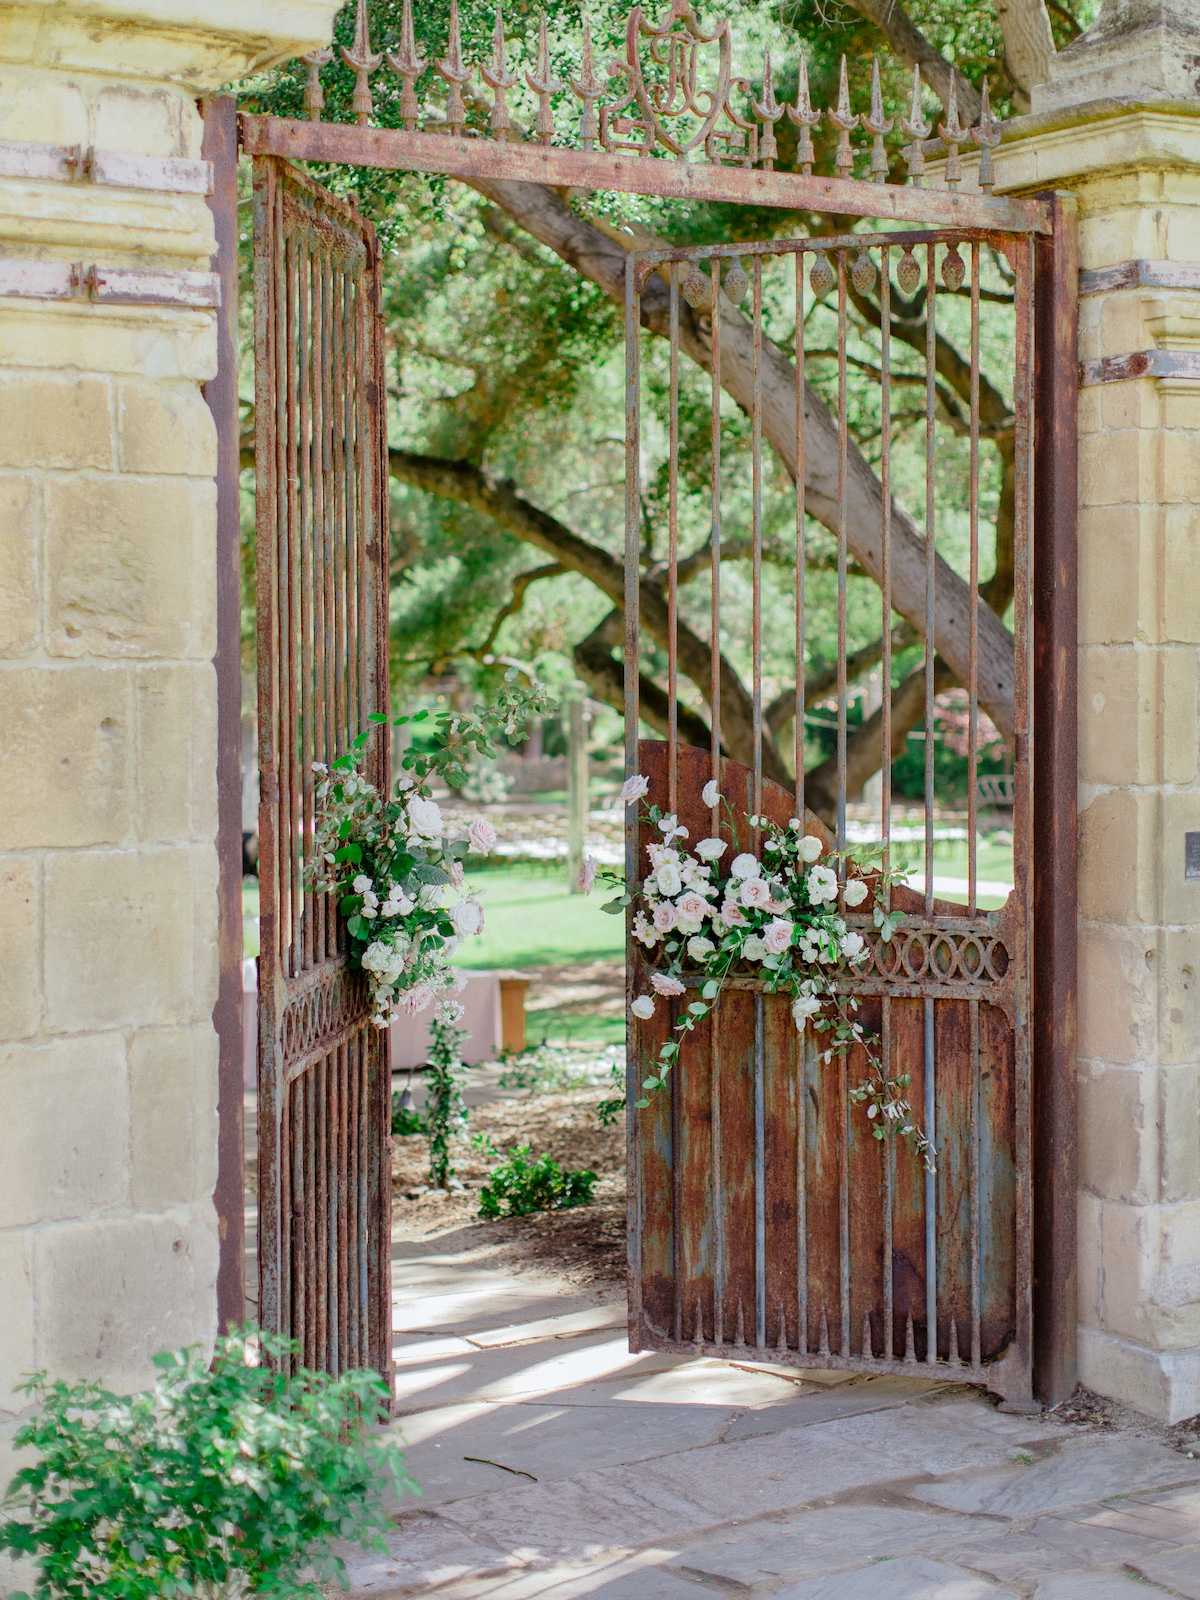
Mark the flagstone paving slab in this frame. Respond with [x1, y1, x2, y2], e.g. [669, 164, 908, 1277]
[933, 1506, 1184, 1582]
[667, 1505, 999, 1587]
[1126, 1545, 1200, 1599]
[1032, 1575, 1188, 1600]
[768, 1553, 1020, 1599]
[910, 1433, 1200, 1520]
[722, 1375, 951, 1438]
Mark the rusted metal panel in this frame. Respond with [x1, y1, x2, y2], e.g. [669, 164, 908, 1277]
[252, 154, 392, 1383]
[1032, 193, 1079, 1408]
[239, 114, 1050, 234]
[202, 94, 245, 1334]
[626, 219, 1036, 1398]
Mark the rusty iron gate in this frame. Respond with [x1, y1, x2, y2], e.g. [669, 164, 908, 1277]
[252, 156, 392, 1379]
[238, 0, 1077, 1402]
[623, 229, 1038, 1399]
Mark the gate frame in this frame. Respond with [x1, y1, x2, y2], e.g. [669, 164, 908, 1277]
[221, 19, 1078, 1404]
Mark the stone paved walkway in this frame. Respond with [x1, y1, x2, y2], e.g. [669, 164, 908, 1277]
[330, 1232, 1200, 1600]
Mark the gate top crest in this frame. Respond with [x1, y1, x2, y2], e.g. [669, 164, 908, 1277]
[261, 0, 1037, 229]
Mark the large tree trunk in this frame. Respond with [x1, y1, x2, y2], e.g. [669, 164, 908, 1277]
[465, 173, 1017, 746]
[994, 0, 1057, 107]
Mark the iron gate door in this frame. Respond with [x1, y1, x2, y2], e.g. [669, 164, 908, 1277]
[253, 156, 392, 1379]
[624, 230, 1035, 1401]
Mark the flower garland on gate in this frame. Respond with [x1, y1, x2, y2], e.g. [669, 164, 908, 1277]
[306, 672, 556, 1029]
[590, 772, 935, 1171]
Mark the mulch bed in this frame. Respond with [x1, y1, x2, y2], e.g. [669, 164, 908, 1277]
[392, 1084, 628, 1289]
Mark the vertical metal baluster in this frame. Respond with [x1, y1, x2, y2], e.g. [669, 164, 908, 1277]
[291, 1081, 305, 1371]
[287, 236, 305, 973]
[710, 256, 722, 829]
[924, 242, 938, 1364]
[840, 1044, 850, 1357]
[297, 249, 315, 973]
[880, 246, 892, 900]
[754, 994, 766, 1349]
[882, 999, 894, 1358]
[328, 250, 347, 804]
[316, 1058, 328, 1367]
[1011, 234, 1036, 1389]
[880, 246, 894, 1363]
[672, 1004, 682, 1343]
[924, 242, 937, 920]
[667, 263, 680, 817]
[968, 241, 981, 919]
[712, 1036, 724, 1345]
[307, 250, 327, 962]
[970, 996, 982, 1369]
[316, 251, 334, 962]
[346, 269, 362, 736]
[794, 248, 806, 818]
[280, 1075, 292, 1348]
[347, 1035, 360, 1366]
[797, 1029, 808, 1354]
[358, 1031, 370, 1362]
[836, 249, 848, 861]
[623, 253, 643, 1341]
[751, 255, 764, 832]
[355, 264, 371, 730]
[278, 229, 295, 978]
[338, 1043, 349, 1369]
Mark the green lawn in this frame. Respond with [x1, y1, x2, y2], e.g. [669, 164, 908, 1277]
[459, 867, 626, 969]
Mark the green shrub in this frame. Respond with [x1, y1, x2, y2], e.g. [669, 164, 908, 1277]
[478, 1146, 598, 1219]
[0, 1328, 417, 1600]
[390, 1093, 426, 1138]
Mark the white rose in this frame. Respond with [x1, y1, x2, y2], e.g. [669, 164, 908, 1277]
[742, 935, 768, 962]
[701, 779, 720, 808]
[468, 817, 497, 854]
[731, 852, 761, 880]
[656, 862, 683, 897]
[620, 774, 649, 804]
[791, 989, 821, 1028]
[407, 796, 443, 839]
[840, 930, 867, 963]
[651, 972, 686, 996]
[449, 898, 483, 937]
[353, 874, 372, 894]
[631, 994, 656, 1019]
[687, 935, 716, 962]
[806, 865, 839, 905]
[798, 833, 824, 863]
[384, 891, 415, 917]
[696, 837, 727, 862]
[676, 917, 705, 937]
[843, 879, 869, 907]
[418, 883, 443, 910]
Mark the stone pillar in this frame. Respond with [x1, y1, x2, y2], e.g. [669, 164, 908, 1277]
[988, 0, 1200, 1422]
[0, 0, 339, 1524]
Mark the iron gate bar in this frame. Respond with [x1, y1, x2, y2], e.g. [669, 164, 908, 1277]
[238, 117, 1051, 235]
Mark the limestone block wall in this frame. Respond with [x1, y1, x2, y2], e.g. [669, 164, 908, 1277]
[0, 0, 340, 1553]
[993, 109, 1200, 1423]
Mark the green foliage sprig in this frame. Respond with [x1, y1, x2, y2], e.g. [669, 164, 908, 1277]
[0, 1328, 416, 1600]
[478, 1147, 598, 1219]
[425, 1001, 470, 1189]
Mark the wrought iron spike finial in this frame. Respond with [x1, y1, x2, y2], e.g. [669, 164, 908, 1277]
[752, 47, 782, 170]
[786, 52, 821, 177]
[938, 68, 966, 189]
[863, 58, 893, 185]
[526, 12, 564, 148]
[571, 17, 606, 150]
[827, 54, 860, 182]
[972, 76, 1002, 192]
[900, 64, 932, 185]
[301, 47, 332, 122]
[436, 0, 472, 138]
[480, 5, 518, 139]
[386, 0, 428, 133]
[340, 0, 382, 126]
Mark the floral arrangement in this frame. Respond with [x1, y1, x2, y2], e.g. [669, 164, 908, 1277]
[594, 772, 934, 1170]
[307, 673, 555, 1029]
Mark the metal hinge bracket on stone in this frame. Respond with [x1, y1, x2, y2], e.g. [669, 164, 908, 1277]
[0, 258, 220, 307]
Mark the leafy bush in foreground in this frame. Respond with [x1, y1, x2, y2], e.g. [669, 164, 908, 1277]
[0, 1328, 416, 1600]
[478, 1146, 598, 1219]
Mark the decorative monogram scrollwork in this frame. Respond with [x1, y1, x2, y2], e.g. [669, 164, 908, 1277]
[291, 0, 1006, 194]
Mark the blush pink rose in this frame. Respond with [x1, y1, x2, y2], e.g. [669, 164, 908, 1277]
[720, 902, 747, 927]
[763, 918, 794, 954]
[740, 877, 772, 909]
[676, 891, 709, 924]
[651, 972, 686, 996]
[653, 901, 677, 932]
[396, 983, 435, 1017]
